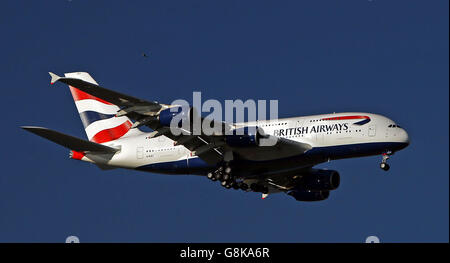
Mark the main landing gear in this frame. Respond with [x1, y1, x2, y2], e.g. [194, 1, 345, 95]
[206, 166, 231, 183]
[380, 152, 392, 171]
[206, 164, 250, 191]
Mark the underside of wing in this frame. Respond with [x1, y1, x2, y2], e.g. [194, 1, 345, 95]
[49, 72, 162, 109]
[231, 137, 312, 161]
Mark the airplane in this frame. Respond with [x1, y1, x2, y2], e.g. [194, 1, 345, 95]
[22, 72, 410, 202]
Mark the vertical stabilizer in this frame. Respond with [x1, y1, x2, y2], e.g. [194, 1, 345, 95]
[64, 72, 141, 143]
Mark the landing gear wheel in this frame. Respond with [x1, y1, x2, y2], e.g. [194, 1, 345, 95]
[240, 183, 249, 191]
[380, 163, 390, 171]
[223, 173, 230, 181]
[215, 173, 223, 182]
[380, 152, 392, 171]
[207, 172, 213, 180]
[220, 180, 232, 189]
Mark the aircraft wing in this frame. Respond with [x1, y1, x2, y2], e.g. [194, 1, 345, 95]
[49, 72, 162, 110]
[49, 72, 310, 165]
[230, 137, 312, 161]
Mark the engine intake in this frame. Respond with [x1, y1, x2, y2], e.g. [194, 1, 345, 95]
[158, 106, 193, 128]
[299, 169, 340, 191]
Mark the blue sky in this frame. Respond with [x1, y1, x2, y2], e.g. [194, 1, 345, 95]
[0, 0, 448, 242]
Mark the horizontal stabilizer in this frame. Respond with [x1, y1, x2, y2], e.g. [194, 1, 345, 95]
[21, 126, 118, 153]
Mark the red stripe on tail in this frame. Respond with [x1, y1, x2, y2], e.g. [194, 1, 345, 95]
[91, 121, 132, 144]
[69, 86, 113, 105]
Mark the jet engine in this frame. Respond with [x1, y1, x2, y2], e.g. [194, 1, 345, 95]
[288, 190, 330, 202]
[158, 106, 194, 127]
[298, 169, 340, 191]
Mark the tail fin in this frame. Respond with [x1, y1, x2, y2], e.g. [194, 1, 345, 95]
[64, 72, 141, 143]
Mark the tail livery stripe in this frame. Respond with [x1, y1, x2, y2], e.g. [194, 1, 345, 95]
[64, 72, 142, 143]
[69, 86, 113, 105]
[90, 121, 132, 144]
[80, 111, 116, 128]
[75, 100, 120, 115]
[84, 116, 130, 140]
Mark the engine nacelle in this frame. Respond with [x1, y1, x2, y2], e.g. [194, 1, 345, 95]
[158, 106, 193, 127]
[299, 169, 340, 191]
[225, 126, 264, 147]
[288, 190, 330, 202]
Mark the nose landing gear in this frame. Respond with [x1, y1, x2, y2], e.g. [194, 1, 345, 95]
[380, 152, 392, 171]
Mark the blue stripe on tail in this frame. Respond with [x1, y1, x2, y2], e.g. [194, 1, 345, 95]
[79, 111, 116, 128]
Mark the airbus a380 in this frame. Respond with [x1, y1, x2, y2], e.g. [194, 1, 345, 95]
[22, 72, 410, 202]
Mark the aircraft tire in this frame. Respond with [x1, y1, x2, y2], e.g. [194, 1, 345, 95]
[380, 163, 390, 171]
[223, 173, 230, 181]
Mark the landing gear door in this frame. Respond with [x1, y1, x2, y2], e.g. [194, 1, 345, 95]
[368, 125, 376, 137]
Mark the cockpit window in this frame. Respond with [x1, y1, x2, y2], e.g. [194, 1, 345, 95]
[388, 124, 402, 128]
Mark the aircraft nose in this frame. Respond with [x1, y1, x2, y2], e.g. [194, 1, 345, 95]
[401, 128, 410, 146]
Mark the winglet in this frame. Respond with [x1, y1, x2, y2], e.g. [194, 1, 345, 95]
[48, 72, 61, 85]
[262, 193, 269, 199]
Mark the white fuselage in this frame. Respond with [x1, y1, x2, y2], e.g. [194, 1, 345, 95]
[75, 112, 409, 177]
